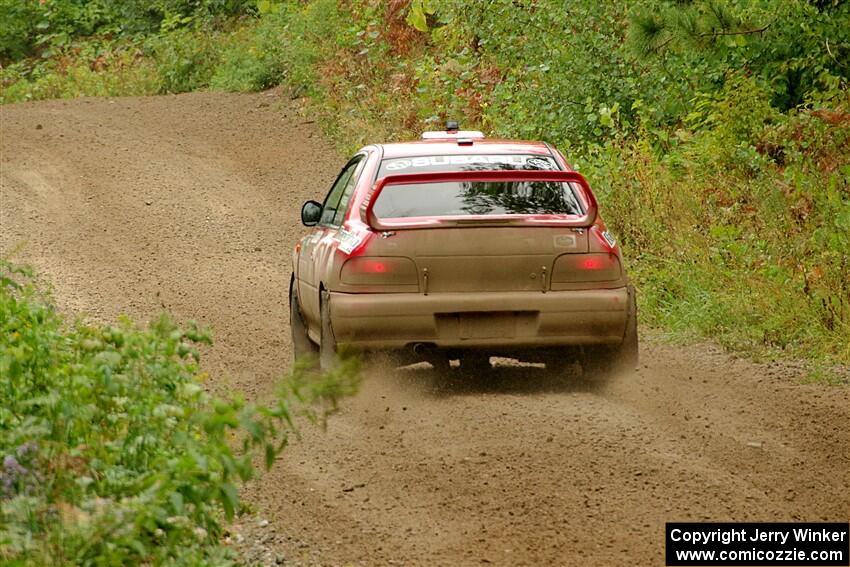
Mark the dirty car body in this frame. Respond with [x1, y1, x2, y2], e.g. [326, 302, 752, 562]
[290, 129, 637, 373]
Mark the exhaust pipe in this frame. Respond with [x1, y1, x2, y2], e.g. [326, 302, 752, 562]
[411, 342, 438, 355]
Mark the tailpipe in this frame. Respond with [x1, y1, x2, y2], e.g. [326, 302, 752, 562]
[411, 342, 437, 355]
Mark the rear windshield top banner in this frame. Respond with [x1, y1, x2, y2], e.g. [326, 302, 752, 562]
[379, 154, 558, 174]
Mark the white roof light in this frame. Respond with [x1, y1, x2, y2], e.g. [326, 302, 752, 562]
[421, 120, 484, 142]
[421, 130, 485, 140]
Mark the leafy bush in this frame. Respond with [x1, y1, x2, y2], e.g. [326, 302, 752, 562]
[210, 14, 288, 92]
[0, 41, 161, 104]
[0, 0, 40, 60]
[584, 85, 850, 362]
[629, 0, 850, 111]
[0, 260, 359, 566]
[151, 27, 224, 93]
[0, 0, 257, 62]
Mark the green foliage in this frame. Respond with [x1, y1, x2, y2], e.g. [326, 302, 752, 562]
[0, 0, 256, 62]
[0, 41, 162, 103]
[150, 27, 223, 93]
[629, 0, 850, 110]
[407, 0, 436, 32]
[0, 0, 352, 101]
[274, 0, 348, 95]
[0, 0, 264, 102]
[210, 13, 288, 91]
[0, 0, 40, 60]
[0, 260, 360, 566]
[583, 87, 850, 362]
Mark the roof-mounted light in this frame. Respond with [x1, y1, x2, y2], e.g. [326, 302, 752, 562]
[421, 120, 484, 142]
[421, 130, 485, 140]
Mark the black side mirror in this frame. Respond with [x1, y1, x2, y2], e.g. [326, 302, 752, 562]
[301, 200, 322, 226]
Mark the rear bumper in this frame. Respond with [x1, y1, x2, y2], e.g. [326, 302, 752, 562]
[329, 288, 629, 350]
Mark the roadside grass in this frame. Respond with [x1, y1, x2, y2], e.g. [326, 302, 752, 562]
[0, 259, 360, 565]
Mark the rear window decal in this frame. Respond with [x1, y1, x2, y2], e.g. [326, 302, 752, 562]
[383, 155, 556, 172]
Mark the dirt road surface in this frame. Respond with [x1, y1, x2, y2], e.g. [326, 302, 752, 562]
[2, 92, 848, 566]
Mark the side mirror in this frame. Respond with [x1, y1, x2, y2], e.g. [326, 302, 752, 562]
[301, 200, 322, 226]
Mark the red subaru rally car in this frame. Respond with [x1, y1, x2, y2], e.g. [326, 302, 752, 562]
[290, 125, 637, 375]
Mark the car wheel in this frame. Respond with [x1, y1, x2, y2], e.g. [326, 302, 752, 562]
[583, 285, 639, 378]
[617, 285, 639, 369]
[319, 289, 340, 371]
[290, 282, 318, 366]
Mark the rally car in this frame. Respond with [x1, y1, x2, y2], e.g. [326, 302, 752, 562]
[289, 123, 637, 375]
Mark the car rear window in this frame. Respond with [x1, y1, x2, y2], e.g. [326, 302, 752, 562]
[374, 154, 582, 218]
[373, 180, 583, 217]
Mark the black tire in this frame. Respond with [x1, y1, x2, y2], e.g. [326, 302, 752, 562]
[319, 289, 340, 371]
[618, 285, 639, 369]
[290, 282, 318, 366]
[582, 285, 639, 378]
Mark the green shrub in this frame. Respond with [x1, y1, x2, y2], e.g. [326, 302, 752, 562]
[0, 43, 161, 104]
[0, 260, 359, 566]
[151, 27, 224, 93]
[583, 88, 850, 363]
[0, 0, 258, 62]
[0, 0, 40, 60]
[210, 15, 288, 92]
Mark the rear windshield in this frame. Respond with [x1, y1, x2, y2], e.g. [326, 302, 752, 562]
[374, 154, 582, 217]
[373, 180, 582, 217]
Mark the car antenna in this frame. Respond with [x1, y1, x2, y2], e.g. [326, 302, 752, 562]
[445, 120, 459, 133]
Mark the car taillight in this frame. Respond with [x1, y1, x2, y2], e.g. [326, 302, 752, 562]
[360, 259, 388, 273]
[340, 257, 418, 286]
[552, 253, 622, 283]
[580, 256, 605, 270]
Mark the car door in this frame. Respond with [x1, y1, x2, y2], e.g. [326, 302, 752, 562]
[298, 155, 367, 329]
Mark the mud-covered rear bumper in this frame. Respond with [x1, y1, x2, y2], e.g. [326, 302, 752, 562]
[329, 287, 629, 350]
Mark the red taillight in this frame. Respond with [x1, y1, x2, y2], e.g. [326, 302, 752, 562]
[361, 260, 388, 273]
[552, 253, 622, 284]
[580, 256, 606, 270]
[339, 257, 418, 287]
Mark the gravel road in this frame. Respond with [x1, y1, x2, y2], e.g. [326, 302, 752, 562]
[1, 91, 847, 566]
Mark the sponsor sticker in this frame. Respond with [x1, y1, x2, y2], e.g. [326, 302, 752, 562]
[383, 155, 557, 171]
[554, 234, 578, 249]
[602, 230, 616, 247]
[336, 229, 364, 254]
